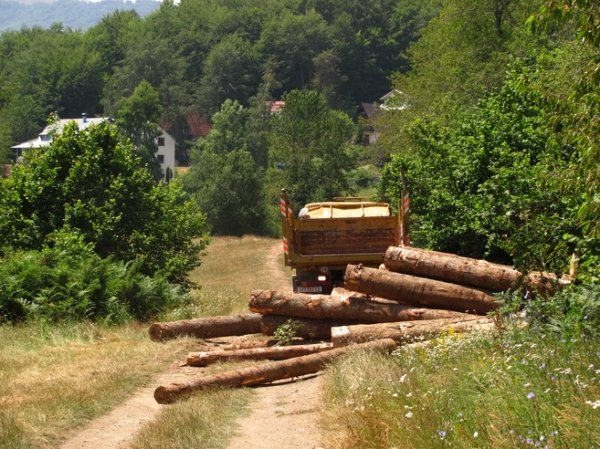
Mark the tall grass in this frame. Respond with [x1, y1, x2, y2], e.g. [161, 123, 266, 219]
[322, 325, 600, 448]
[130, 388, 253, 449]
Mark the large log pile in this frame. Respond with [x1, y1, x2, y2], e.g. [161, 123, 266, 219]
[149, 246, 570, 403]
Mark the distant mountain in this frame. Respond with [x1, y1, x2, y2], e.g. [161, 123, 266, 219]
[0, 0, 161, 32]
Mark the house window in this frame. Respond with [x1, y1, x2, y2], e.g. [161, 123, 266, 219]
[157, 154, 165, 164]
[158, 137, 165, 146]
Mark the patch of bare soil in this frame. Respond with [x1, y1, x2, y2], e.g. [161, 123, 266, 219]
[60, 241, 325, 449]
[226, 374, 324, 449]
[58, 362, 201, 449]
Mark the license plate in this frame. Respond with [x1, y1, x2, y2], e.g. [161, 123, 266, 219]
[297, 286, 322, 293]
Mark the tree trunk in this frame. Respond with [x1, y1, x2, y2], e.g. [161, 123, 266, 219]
[154, 338, 398, 404]
[149, 313, 262, 342]
[331, 317, 496, 346]
[384, 246, 520, 291]
[250, 289, 476, 323]
[344, 264, 501, 315]
[187, 342, 334, 366]
[260, 314, 358, 340]
[384, 246, 570, 295]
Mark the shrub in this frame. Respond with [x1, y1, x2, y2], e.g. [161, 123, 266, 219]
[0, 248, 187, 323]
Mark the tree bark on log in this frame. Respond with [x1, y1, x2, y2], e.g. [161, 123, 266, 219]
[149, 313, 262, 342]
[154, 338, 398, 404]
[384, 246, 569, 295]
[384, 246, 520, 291]
[331, 317, 496, 346]
[250, 289, 476, 323]
[187, 342, 334, 366]
[344, 264, 501, 315]
[260, 314, 358, 340]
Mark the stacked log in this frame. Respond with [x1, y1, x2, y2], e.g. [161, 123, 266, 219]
[343, 264, 500, 315]
[383, 246, 570, 296]
[149, 313, 262, 342]
[154, 338, 397, 404]
[148, 247, 568, 403]
[331, 317, 496, 346]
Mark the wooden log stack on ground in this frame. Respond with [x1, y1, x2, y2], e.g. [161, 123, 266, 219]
[148, 246, 571, 403]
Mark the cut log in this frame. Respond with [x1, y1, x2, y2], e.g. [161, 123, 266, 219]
[344, 264, 501, 315]
[260, 314, 358, 340]
[250, 289, 476, 323]
[154, 338, 398, 404]
[149, 313, 262, 342]
[384, 246, 570, 295]
[187, 342, 334, 366]
[331, 317, 496, 346]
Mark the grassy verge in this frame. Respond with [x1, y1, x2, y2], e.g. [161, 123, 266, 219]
[0, 236, 282, 449]
[322, 326, 600, 448]
[0, 321, 197, 449]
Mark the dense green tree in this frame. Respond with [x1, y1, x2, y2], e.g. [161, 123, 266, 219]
[257, 9, 331, 93]
[379, 62, 578, 271]
[198, 33, 261, 114]
[268, 89, 356, 206]
[0, 121, 207, 283]
[116, 80, 163, 180]
[180, 99, 269, 235]
[85, 9, 141, 76]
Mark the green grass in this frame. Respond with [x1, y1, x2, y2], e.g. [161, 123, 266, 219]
[322, 325, 600, 448]
[129, 388, 253, 449]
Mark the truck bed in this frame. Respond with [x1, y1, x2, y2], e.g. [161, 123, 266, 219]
[293, 216, 398, 257]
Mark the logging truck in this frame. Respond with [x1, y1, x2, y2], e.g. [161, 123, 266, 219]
[280, 189, 407, 294]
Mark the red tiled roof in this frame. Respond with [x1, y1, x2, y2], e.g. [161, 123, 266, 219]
[186, 115, 211, 138]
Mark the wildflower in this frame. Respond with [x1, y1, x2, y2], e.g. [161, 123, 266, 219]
[405, 412, 413, 418]
[392, 393, 398, 398]
[399, 374, 407, 383]
[473, 431, 479, 438]
[438, 430, 446, 438]
[527, 392, 536, 399]
[585, 400, 600, 409]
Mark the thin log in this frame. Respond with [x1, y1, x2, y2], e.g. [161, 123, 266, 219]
[250, 289, 476, 323]
[260, 314, 358, 340]
[149, 313, 262, 342]
[344, 264, 501, 315]
[154, 338, 398, 404]
[384, 246, 570, 295]
[187, 342, 334, 366]
[331, 317, 496, 346]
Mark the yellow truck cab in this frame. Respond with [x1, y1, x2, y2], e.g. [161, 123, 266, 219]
[280, 189, 401, 294]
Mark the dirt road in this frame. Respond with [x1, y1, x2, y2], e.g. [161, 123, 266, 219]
[59, 239, 325, 449]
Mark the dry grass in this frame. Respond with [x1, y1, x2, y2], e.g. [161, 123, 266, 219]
[0, 236, 285, 449]
[161, 236, 289, 320]
[0, 322, 198, 449]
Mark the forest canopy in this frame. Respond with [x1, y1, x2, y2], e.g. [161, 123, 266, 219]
[2, 0, 600, 291]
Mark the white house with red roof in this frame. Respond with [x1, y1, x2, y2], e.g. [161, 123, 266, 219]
[11, 114, 176, 182]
